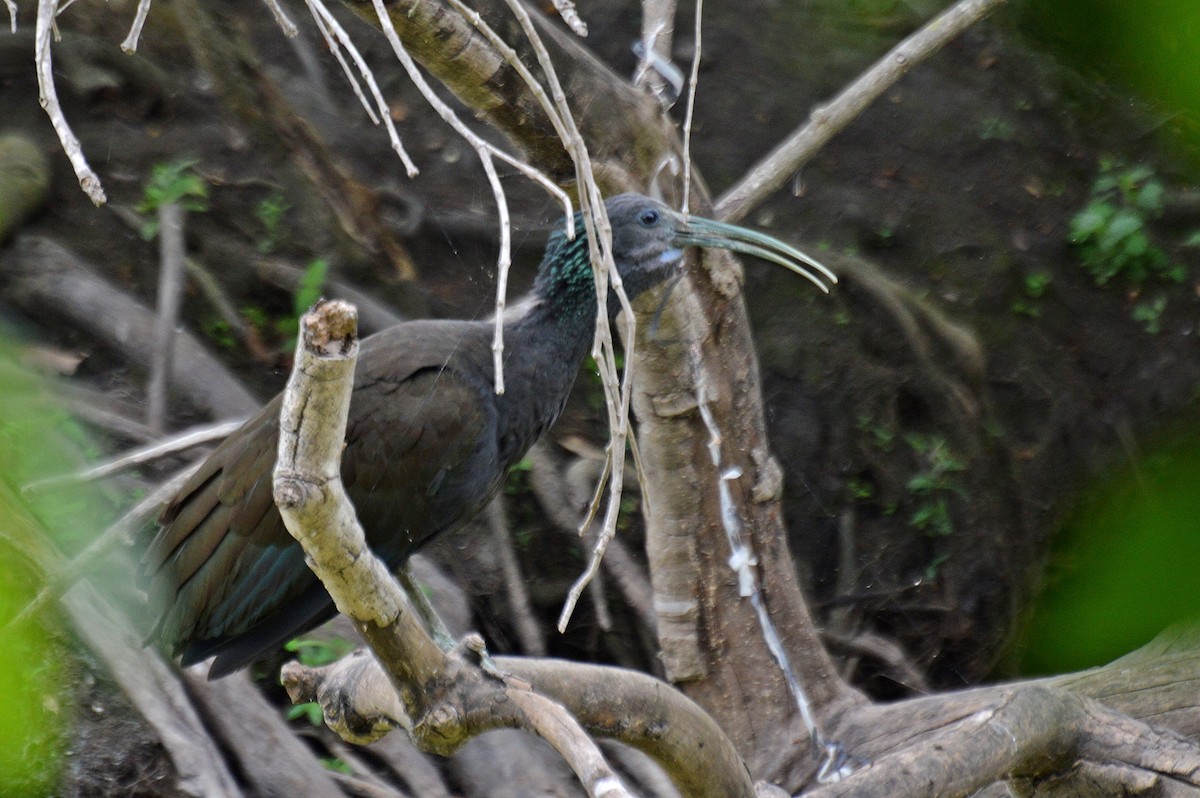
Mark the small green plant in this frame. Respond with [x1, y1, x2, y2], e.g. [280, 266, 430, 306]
[276, 258, 330, 349]
[202, 316, 238, 350]
[137, 159, 209, 239]
[284, 636, 356, 668]
[1023, 271, 1052, 298]
[293, 258, 329, 318]
[1131, 294, 1168, 334]
[905, 434, 965, 537]
[846, 477, 875, 501]
[1012, 270, 1052, 317]
[1068, 161, 1186, 287]
[320, 757, 353, 775]
[856, 413, 895, 452]
[287, 701, 324, 726]
[255, 191, 291, 253]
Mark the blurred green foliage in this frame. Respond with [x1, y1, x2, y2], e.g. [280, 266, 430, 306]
[1069, 161, 1185, 287]
[0, 343, 82, 794]
[1019, 426, 1200, 674]
[137, 159, 210, 240]
[1022, 1, 1200, 154]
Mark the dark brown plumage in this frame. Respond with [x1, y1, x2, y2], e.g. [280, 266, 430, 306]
[143, 193, 833, 677]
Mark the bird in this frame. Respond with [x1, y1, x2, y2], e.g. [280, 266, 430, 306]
[142, 192, 835, 678]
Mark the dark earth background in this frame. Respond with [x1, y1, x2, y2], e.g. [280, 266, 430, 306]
[2, 0, 1200, 794]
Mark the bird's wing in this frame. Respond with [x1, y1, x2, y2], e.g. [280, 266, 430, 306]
[144, 321, 496, 661]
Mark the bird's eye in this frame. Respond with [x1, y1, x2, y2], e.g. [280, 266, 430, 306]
[637, 208, 660, 227]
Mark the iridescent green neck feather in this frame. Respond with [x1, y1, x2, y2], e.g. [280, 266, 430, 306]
[532, 219, 599, 323]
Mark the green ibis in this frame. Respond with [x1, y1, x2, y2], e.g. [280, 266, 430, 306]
[143, 193, 834, 677]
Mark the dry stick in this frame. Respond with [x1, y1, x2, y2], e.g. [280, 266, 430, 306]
[35, 0, 106, 205]
[679, 0, 703, 213]
[305, 0, 419, 176]
[440, 0, 578, 227]
[309, 4, 383, 124]
[274, 302, 635, 798]
[260, 0, 298, 37]
[4, 463, 199, 636]
[505, 689, 633, 798]
[4, 0, 16, 34]
[21, 419, 242, 493]
[714, 0, 1009, 224]
[549, 0, 588, 37]
[119, 0, 153, 53]
[147, 202, 187, 434]
[633, 0, 677, 96]
[367, 0, 563, 396]
[486, 497, 547, 656]
[486, 0, 638, 634]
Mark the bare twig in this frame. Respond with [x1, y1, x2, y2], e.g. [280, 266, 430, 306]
[633, 1, 678, 99]
[35, 0, 106, 205]
[8, 237, 259, 420]
[368, 0, 520, 395]
[549, 0, 588, 37]
[679, 0, 703, 212]
[305, 0, 419, 176]
[147, 202, 187, 434]
[4, 1, 16, 35]
[260, 0, 298, 37]
[4, 463, 199, 635]
[119, 0, 153, 53]
[21, 419, 242, 493]
[486, 497, 546, 656]
[506, 689, 633, 798]
[714, 0, 1009, 223]
[476, 0, 637, 635]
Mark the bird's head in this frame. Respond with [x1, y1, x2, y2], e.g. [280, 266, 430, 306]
[605, 193, 836, 300]
[533, 193, 834, 320]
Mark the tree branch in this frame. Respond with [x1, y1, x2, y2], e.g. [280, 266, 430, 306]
[273, 300, 732, 797]
[714, 0, 1009, 223]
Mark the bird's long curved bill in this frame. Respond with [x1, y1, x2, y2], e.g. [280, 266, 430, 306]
[675, 216, 837, 293]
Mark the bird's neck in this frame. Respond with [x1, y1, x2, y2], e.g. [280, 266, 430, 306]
[489, 251, 601, 468]
[530, 224, 611, 327]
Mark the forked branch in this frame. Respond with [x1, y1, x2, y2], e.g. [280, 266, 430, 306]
[273, 300, 754, 798]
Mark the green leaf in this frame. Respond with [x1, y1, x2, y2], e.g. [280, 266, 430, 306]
[1069, 202, 1113, 241]
[1134, 180, 1165, 214]
[1097, 209, 1143, 251]
[286, 702, 324, 726]
[294, 258, 330, 317]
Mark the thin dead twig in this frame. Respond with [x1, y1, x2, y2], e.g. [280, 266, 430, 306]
[714, 0, 1009, 223]
[506, 688, 634, 798]
[367, 0, 572, 396]
[261, 0, 298, 37]
[22, 419, 242, 493]
[119, 0, 153, 53]
[305, 0, 418, 176]
[35, 0, 106, 205]
[147, 202, 187, 434]
[486, 497, 546, 656]
[679, 0, 703, 212]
